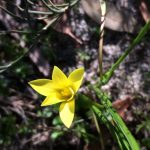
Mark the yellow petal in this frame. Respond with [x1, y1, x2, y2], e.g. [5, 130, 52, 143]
[68, 67, 84, 92]
[28, 79, 54, 96]
[59, 99, 75, 128]
[52, 66, 69, 88]
[41, 93, 65, 106]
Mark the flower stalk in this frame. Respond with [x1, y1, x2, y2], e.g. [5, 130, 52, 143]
[99, 0, 106, 79]
[101, 20, 150, 85]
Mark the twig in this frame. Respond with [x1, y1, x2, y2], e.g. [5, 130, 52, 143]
[41, 0, 67, 13]
[98, 0, 106, 79]
[0, 30, 34, 35]
[0, 5, 26, 20]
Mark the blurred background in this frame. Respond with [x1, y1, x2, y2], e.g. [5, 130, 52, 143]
[0, 0, 150, 149]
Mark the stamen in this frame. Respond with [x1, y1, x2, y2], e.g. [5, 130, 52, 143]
[60, 87, 74, 101]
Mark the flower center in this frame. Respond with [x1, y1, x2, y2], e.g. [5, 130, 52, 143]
[60, 87, 74, 101]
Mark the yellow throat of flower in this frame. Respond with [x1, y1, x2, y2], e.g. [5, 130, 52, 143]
[60, 87, 75, 101]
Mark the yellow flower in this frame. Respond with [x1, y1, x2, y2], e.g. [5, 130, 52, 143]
[28, 66, 84, 128]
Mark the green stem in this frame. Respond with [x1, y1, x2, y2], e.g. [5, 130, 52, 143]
[101, 20, 150, 85]
[92, 110, 105, 150]
[77, 93, 105, 109]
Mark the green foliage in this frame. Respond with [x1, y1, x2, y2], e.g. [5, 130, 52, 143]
[50, 116, 65, 141]
[74, 124, 94, 143]
[0, 115, 17, 146]
[0, 75, 9, 95]
[37, 107, 53, 118]
[51, 130, 64, 141]
[91, 95, 140, 149]
[77, 49, 90, 61]
[136, 118, 150, 133]
[52, 116, 63, 126]
[141, 138, 150, 149]
[0, 35, 28, 73]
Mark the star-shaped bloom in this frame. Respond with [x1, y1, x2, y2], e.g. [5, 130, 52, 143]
[28, 66, 84, 128]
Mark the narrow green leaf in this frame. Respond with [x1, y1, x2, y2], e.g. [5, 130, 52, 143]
[106, 108, 140, 150]
[101, 20, 150, 85]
